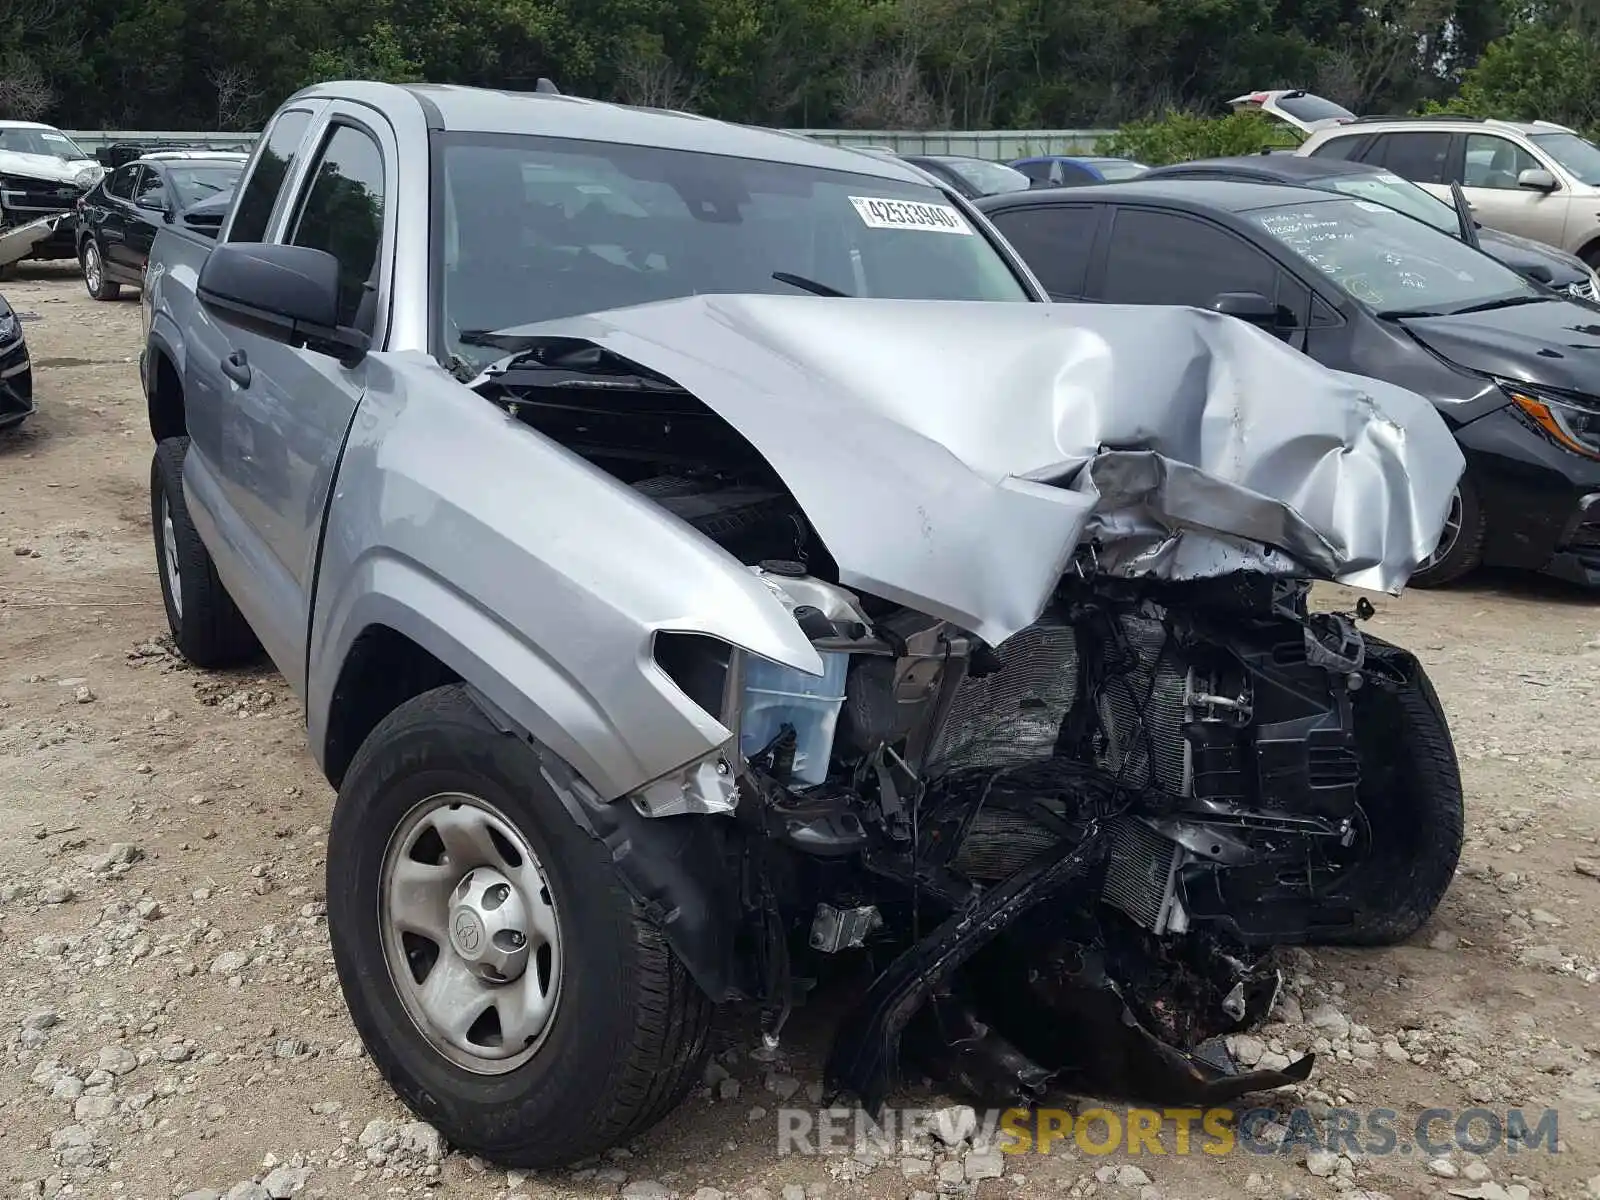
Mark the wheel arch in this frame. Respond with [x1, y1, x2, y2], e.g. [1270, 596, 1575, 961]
[144, 329, 186, 442]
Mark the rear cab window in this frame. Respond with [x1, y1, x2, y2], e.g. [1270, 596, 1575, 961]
[227, 109, 315, 243]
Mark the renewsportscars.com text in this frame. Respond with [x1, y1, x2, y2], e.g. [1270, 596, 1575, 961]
[776, 1105, 1559, 1158]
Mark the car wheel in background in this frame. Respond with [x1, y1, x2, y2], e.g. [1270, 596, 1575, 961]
[327, 685, 713, 1168]
[1408, 476, 1486, 588]
[150, 436, 259, 666]
[81, 237, 121, 301]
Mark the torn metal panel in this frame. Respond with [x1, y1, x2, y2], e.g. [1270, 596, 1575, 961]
[499, 296, 1463, 647]
[0, 215, 64, 269]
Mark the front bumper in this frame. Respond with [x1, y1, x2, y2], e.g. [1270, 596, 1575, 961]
[0, 329, 33, 429]
[1458, 406, 1600, 586]
[1545, 493, 1600, 586]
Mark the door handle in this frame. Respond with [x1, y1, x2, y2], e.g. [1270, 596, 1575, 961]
[220, 348, 252, 388]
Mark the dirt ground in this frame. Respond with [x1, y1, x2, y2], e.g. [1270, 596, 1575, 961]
[2, 266, 1599, 1200]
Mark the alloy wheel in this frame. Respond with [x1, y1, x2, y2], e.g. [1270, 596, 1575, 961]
[1419, 486, 1464, 572]
[83, 242, 103, 295]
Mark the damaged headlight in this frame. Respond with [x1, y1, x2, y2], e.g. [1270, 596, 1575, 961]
[1504, 383, 1600, 461]
[0, 310, 17, 345]
[74, 164, 103, 188]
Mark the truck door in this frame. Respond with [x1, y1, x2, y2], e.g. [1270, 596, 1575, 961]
[199, 104, 394, 694]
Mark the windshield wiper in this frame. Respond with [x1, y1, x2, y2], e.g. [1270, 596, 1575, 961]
[1378, 308, 1446, 319]
[772, 271, 850, 298]
[1445, 294, 1555, 316]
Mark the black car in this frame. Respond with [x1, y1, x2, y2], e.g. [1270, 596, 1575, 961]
[0, 291, 32, 429]
[901, 154, 1033, 200]
[75, 152, 246, 300]
[977, 179, 1600, 589]
[1141, 154, 1598, 300]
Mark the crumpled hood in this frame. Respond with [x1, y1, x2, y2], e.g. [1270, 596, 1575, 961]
[0, 150, 99, 186]
[506, 296, 1463, 646]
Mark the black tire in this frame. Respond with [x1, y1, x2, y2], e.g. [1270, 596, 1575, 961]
[1409, 474, 1486, 589]
[81, 236, 121, 301]
[1317, 641, 1465, 947]
[327, 685, 714, 1168]
[150, 437, 260, 667]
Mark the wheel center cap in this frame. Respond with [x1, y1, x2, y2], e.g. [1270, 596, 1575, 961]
[446, 866, 532, 983]
[450, 908, 487, 959]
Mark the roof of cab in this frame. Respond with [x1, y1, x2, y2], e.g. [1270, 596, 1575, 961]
[286, 80, 935, 184]
[976, 177, 1347, 214]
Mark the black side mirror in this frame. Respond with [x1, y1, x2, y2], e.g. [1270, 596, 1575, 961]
[198, 242, 369, 364]
[1210, 290, 1280, 324]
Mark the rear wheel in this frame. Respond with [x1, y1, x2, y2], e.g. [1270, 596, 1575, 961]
[327, 685, 713, 1168]
[150, 437, 259, 666]
[81, 237, 121, 301]
[1409, 475, 1485, 588]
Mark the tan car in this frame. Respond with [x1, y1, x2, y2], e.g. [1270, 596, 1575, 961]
[1298, 115, 1600, 266]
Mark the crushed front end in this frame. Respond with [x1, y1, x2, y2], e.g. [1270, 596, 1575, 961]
[683, 562, 1456, 1113]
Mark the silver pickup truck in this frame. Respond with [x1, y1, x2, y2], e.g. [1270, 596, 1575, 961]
[141, 81, 1466, 1168]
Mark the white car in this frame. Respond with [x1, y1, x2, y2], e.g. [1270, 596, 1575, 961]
[0, 121, 105, 268]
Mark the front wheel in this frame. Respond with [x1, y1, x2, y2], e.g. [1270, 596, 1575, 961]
[1315, 640, 1465, 947]
[327, 685, 713, 1168]
[81, 237, 121, 301]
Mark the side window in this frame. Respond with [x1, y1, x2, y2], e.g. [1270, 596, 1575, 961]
[1100, 209, 1279, 308]
[134, 167, 167, 207]
[988, 206, 1100, 297]
[1016, 161, 1053, 184]
[1366, 132, 1452, 185]
[1462, 134, 1541, 189]
[288, 123, 387, 332]
[229, 109, 313, 244]
[1307, 134, 1369, 161]
[105, 165, 138, 201]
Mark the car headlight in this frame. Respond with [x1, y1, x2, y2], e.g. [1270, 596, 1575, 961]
[74, 164, 103, 188]
[0, 311, 17, 343]
[1503, 384, 1600, 460]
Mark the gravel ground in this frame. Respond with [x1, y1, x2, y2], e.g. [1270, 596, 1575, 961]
[2, 266, 1600, 1200]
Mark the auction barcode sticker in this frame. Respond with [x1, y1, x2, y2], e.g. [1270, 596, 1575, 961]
[849, 196, 973, 235]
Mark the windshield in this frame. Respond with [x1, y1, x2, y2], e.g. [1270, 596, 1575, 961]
[1323, 171, 1457, 235]
[167, 164, 242, 207]
[937, 157, 1031, 196]
[1089, 159, 1148, 181]
[1529, 131, 1600, 185]
[1276, 93, 1357, 123]
[1250, 196, 1541, 315]
[0, 127, 91, 162]
[435, 133, 1029, 366]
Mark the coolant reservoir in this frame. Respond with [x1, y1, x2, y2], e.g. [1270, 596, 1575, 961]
[740, 562, 858, 786]
[739, 652, 850, 786]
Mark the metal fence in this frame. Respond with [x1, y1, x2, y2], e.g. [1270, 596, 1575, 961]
[65, 127, 1114, 160]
